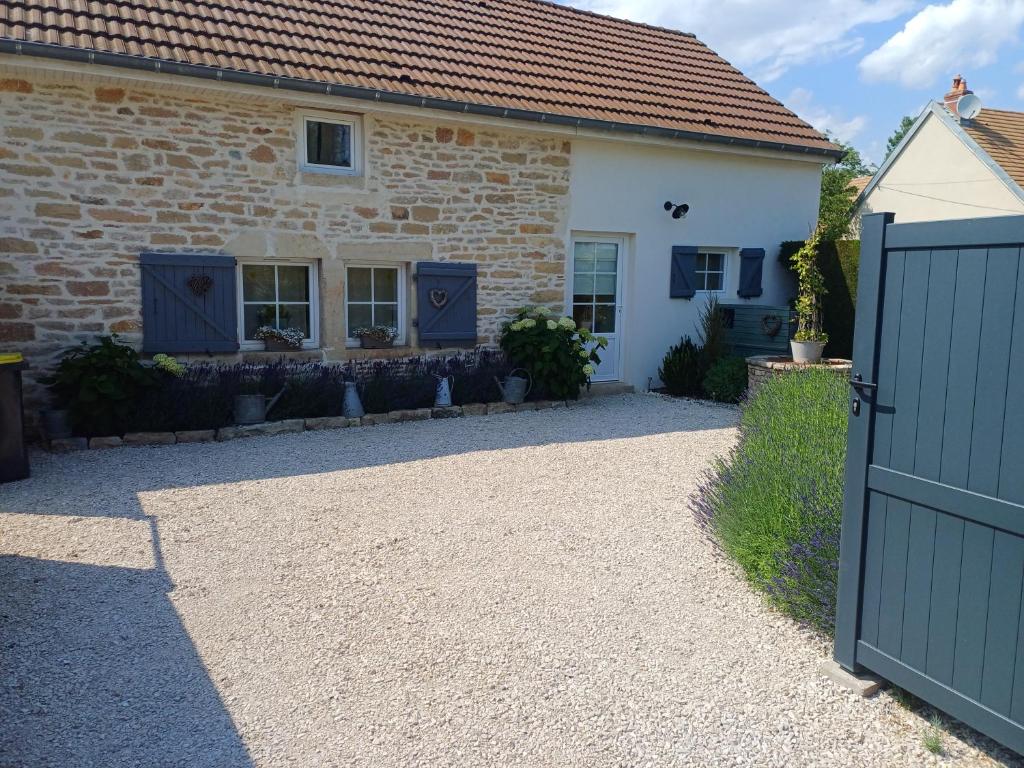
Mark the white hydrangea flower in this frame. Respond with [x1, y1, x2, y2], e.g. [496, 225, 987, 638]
[579, 349, 589, 359]
[583, 364, 595, 376]
[596, 336, 609, 346]
[557, 316, 576, 330]
[546, 319, 557, 330]
[509, 321, 524, 332]
[535, 306, 551, 316]
[522, 318, 537, 328]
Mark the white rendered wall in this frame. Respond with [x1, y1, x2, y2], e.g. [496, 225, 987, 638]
[567, 138, 823, 389]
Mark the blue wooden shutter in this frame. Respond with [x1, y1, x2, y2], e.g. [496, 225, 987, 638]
[737, 248, 765, 298]
[140, 253, 239, 353]
[416, 262, 477, 346]
[670, 246, 697, 298]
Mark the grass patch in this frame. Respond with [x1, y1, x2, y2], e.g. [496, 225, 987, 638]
[923, 715, 946, 755]
[692, 368, 848, 633]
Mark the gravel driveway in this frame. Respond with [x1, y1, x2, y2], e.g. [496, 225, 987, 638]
[0, 394, 1017, 767]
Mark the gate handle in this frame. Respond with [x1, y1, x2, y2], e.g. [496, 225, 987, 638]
[849, 373, 877, 392]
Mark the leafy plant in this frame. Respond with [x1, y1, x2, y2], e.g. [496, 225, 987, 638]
[818, 132, 872, 241]
[41, 335, 160, 437]
[702, 356, 748, 403]
[922, 716, 945, 755]
[692, 368, 848, 633]
[791, 227, 830, 344]
[698, 295, 728, 369]
[352, 325, 399, 343]
[254, 325, 304, 348]
[499, 306, 605, 400]
[658, 337, 704, 396]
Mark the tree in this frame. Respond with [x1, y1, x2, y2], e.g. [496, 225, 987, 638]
[817, 132, 871, 241]
[884, 115, 915, 160]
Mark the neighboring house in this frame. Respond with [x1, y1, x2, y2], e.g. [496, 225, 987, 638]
[856, 76, 1024, 226]
[0, 0, 837, 409]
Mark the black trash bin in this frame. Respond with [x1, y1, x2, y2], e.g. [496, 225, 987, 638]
[0, 353, 29, 483]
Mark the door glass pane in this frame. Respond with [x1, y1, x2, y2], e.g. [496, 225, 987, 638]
[242, 265, 275, 302]
[595, 243, 618, 272]
[348, 268, 372, 302]
[572, 304, 594, 331]
[594, 304, 616, 333]
[278, 266, 310, 302]
[280, 304, 310, 336]
[594, 274, 616, 302]
[573, 242, 596, 271]
[348, 303, 372, 333]
[573, 273, 594, 301]
[373, 268, 398, 302]
[375, 303, 398, 328]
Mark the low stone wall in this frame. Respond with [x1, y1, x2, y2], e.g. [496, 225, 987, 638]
[746, 355, 852, 396]
[47, 398, 569, 452]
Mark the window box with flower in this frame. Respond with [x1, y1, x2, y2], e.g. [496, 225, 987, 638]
[353, 325, 399, 349]
[254, 326, 305, 352]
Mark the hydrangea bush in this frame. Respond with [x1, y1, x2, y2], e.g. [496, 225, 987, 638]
[499, 306, 607, 400]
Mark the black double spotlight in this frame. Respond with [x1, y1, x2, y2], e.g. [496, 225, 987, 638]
[663, 201, 689, 219]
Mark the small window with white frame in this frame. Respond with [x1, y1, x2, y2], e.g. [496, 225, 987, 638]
[346, 265, 405, 345]
[238, 262, 319, 348]
[298, 111, 361, 175]
[695, 251, 726, 292]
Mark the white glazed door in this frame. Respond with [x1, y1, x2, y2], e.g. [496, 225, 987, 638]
[571, 238, 622, 382]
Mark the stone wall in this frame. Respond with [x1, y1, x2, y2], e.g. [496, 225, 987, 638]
[0, 71, 571, 412]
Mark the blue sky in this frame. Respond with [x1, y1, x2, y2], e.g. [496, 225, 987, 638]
[557, 0, 1024, 165]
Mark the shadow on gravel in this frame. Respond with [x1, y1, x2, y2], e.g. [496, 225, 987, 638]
[0, 551, 252, 768]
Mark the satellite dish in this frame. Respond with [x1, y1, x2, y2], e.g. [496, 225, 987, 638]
[956, 93, 983, 120]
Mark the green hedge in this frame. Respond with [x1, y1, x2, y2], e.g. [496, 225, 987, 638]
[780, 239, 859, 358]
[692, 369, 848, 633]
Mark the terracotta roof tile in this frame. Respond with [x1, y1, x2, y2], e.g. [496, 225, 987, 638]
[0, 0, 838, 155]
[962, 108, 1024, 191]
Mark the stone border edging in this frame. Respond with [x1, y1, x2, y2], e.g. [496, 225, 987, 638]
[46, 400, 569, 452]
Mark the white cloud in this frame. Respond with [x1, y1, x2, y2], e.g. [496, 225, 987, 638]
[860, 0, 1024, 88]
[558, 0, 912, 82]
[786, 88, 869, 144]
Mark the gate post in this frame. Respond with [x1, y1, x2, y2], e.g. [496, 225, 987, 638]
[834, 212, 893, 671]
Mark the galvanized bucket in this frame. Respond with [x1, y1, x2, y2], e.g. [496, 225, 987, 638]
[234, 394, 267, 425]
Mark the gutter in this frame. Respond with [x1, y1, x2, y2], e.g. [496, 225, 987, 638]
[0, 39, 843, 161]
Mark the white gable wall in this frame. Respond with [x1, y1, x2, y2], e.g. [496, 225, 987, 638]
[860, 112, 1024, 223]
[568, 137, 823, 389]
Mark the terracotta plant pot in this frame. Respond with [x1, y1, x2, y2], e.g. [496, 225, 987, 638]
[359, 335, 394, 349]
[790, 340, 826, 364]
[263, 338, 297, 352]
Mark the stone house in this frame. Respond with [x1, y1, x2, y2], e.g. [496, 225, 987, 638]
[855, 76, 1024, 227]
[0, 0, 838, 412]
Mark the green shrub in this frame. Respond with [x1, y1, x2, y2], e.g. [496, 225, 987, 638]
[692, 369, 848, 633]
[658, 337, 704, 396]
[499, 306, 605, 400]
[781, 238, 859, 358]
[698, 295, 728, 369]
[702, 357, 748, 403]
[41, 335, 160, 437]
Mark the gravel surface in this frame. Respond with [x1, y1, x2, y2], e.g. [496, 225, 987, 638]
[1, 393, 1018, 767]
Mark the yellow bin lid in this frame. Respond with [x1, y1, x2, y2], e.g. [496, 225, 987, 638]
[0, 353, 24, 365]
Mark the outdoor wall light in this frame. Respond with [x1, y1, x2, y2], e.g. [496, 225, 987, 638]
[664, 201, 690, 219]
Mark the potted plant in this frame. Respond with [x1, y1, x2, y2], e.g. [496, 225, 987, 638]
[790, 227, 829, 364]
[354, 325, 399, 349]
[254, 326, 304, 352]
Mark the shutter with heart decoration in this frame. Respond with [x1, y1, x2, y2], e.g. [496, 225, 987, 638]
[140, 252, 240, 353]
[415, 262, 478, 347]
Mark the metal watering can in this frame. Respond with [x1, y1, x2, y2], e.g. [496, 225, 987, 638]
[495, 369, 532, 405]
[434, 374, 454, 408]
[342, 380, 365, 418]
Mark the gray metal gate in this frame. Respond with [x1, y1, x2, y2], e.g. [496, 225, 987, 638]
[836, 212, 1024, 755]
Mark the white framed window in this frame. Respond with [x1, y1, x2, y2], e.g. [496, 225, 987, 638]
[298, 111, 362, 176]
[346, 265, 406, 345]
[695, 251, 726, 292]
[238, 262, 319, 349]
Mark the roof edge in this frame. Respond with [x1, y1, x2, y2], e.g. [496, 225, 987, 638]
[857, 101, 1024, 209]
[0, 39, 844, 161]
